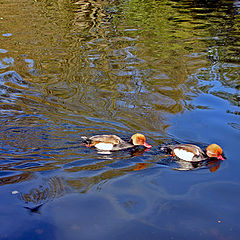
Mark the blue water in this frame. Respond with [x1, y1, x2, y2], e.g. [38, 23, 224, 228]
[0, 0, 239, 239]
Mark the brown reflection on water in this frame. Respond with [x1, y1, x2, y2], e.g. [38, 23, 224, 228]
[66, 161, 154, 193]
[0, 172, 33, 186]
[0, 0, 209, 133]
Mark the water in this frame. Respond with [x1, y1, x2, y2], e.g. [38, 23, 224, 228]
[0, 0, 239, 239]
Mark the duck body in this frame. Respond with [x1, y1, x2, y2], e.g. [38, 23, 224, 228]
[82, 133, 152, 151]
[82, 134, 133, 151]
[162, 143, 224, 162]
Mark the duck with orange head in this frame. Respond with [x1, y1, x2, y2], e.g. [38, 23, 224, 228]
[82, 133, 152, 151]
[162, 143, 225, 162]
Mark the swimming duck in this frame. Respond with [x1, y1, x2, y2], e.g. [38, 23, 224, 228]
[162, 143, 225, 162]
[81, 133, 152, 151]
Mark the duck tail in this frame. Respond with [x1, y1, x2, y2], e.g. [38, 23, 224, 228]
[160, 145, 173, 154]
[81, 136, 89, 144]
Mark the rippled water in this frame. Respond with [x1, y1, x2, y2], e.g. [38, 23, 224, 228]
[0, 0, 239, 239]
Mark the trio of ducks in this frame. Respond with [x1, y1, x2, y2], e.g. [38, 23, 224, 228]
[82, 133, 225, 162]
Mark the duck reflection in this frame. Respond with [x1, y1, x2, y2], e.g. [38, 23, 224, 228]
[132, 157, 222, 172]
[172, 159, 222, 172]
[133, 163, 147, 171]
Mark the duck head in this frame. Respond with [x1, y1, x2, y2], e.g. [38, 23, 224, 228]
[131, 133, 152, 148]
[206, 144, 225, 160]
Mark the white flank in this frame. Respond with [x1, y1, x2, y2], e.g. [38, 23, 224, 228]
[95, 143, 114, 151]
[173, 149, 194, 161]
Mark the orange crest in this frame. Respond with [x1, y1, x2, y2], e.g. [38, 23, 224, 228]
[206, 144, 223, 158]
[131, 133, 146, 145]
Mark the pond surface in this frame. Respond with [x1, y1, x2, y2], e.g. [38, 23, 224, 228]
[0, 0, 239, 239]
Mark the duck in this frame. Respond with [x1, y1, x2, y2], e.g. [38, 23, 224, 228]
[81, 133, 152, 151]
[161, 143, 225, 162]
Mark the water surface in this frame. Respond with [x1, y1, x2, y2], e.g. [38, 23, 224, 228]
[0, 0, 239, 239]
